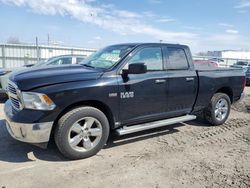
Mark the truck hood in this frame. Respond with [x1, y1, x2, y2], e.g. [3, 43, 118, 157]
[10, 65, 103, 91]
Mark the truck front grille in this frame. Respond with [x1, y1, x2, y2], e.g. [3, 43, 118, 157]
[8, 83, 17, 95]
[7, 82, 22, 110]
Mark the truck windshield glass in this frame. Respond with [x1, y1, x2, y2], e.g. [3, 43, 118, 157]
[81, 45, 135, 69]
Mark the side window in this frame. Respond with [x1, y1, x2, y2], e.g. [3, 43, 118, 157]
[60, 57, 72, 65]
[76, 57, 85, 64]
[167, 48, 189, 70]
[127, 47, 163, 71]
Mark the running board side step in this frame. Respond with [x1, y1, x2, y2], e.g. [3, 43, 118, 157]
[116, 115, 196, 136]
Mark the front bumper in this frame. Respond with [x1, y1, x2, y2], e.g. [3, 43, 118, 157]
[4, 101, 54, 144]
[5, 118, 53, 144]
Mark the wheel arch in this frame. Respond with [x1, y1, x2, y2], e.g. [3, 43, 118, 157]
[52, 100, 115, 133]
[215, 87, 233, 103]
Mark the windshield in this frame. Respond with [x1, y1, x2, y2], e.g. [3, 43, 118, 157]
[81, 45, 135, 69]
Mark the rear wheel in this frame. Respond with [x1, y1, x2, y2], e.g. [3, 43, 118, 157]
[55, 106, 110, 160]
[204, 93, 231, 125]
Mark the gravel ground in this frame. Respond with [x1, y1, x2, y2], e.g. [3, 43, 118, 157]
[0, 87, 249, 188]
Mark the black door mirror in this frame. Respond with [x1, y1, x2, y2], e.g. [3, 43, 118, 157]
[123, 63, 147, 75]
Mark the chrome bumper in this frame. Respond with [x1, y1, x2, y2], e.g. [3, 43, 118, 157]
[5, 116, 53, 143]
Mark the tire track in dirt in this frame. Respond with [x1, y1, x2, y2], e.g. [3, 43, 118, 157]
[155, 119, 250, 150]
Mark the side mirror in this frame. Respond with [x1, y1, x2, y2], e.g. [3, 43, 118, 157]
[123, 63, 147, 75]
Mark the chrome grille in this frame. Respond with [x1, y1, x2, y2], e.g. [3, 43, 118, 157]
[7, 82, 22, 110]
[9, 97, 20, 109]
[8, 83, 17, 95]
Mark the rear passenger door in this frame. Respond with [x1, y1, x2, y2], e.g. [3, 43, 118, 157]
[164, 46, 197, 117]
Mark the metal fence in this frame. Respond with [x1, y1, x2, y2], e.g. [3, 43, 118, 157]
[1, 44, 249, 69]
[0, 44, 96, 68]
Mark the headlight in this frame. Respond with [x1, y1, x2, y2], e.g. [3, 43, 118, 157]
[21, 92, 56, 110]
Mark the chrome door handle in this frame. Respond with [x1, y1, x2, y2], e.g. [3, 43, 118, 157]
[155, 79, 166, 84]
[186, 77, 194, 81]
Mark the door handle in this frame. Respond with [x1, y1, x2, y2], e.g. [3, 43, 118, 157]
[186, 77, 194, 81]
[155, 79, 166, 84]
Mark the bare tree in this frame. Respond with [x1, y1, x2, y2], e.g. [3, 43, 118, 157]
[196, 51, 208, 56]
[7, 37, 21, 44]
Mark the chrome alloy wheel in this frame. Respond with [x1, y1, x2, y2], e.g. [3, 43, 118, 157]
[68, 117, 103, 152]
[215, 98, 228, 121]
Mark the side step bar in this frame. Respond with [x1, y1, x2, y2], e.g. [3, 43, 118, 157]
[116, 115, 196, 136]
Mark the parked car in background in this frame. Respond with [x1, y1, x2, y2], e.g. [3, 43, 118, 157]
[32, 55, 86, 67]
[209, 58, 227, 67]
[0, 68, 12, 95]
[245, 66, 250, 86]
[0, 68, 8, 76]
[0, 55, 86, 93]
[230, 61, 250, 69]
[193, 60, 218, 68]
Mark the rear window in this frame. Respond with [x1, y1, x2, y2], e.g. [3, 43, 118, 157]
[167, 47, 189, 70]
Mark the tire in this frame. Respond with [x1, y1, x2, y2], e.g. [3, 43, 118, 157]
[204, 93, 231, 126]
[0, 92, 8, 103]
[55, 106, 110, 160]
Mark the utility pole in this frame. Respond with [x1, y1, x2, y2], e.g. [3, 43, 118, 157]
[36, 36, 39, 63]
[2, 44, 6, 68]
[47, 34, 50, 45]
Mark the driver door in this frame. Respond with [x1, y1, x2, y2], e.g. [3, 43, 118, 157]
[118, 46, 168, 125]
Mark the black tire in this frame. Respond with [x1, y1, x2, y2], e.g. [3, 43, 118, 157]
[55, 106, 110, 160]
[204, 93, 231, 126]
[0, 92, 8, 103]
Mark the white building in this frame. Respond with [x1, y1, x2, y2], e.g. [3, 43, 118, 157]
[221, 50, 250, 60]
[0, 44, 96, 68]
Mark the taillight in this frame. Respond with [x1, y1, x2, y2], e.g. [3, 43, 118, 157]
[243, 77, 246, 91]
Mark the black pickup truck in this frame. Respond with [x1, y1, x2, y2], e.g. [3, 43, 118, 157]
[4, 43, 246, 159]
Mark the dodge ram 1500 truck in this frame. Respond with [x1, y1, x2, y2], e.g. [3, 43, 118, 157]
[4, 43, 246, 159]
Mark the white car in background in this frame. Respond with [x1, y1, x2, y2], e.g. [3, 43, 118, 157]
[230, 61, 250, 69]
[208, 58, 227, 67]
[0, 55, 86, 95]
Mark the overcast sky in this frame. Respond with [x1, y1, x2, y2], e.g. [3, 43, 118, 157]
[0, 0, 250, 52]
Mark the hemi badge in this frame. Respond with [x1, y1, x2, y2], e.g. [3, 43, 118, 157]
[109, 93, 118, 97]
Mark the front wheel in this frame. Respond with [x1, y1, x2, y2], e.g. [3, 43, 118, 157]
[55, 106, 110, 160]
[204, 93, 231, 125]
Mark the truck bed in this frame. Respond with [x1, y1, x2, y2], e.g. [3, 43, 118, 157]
[193, 68, 245, 113]
[195, 66, 242, 72]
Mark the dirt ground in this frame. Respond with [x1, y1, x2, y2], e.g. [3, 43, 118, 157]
[0, 87, 249, 188]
